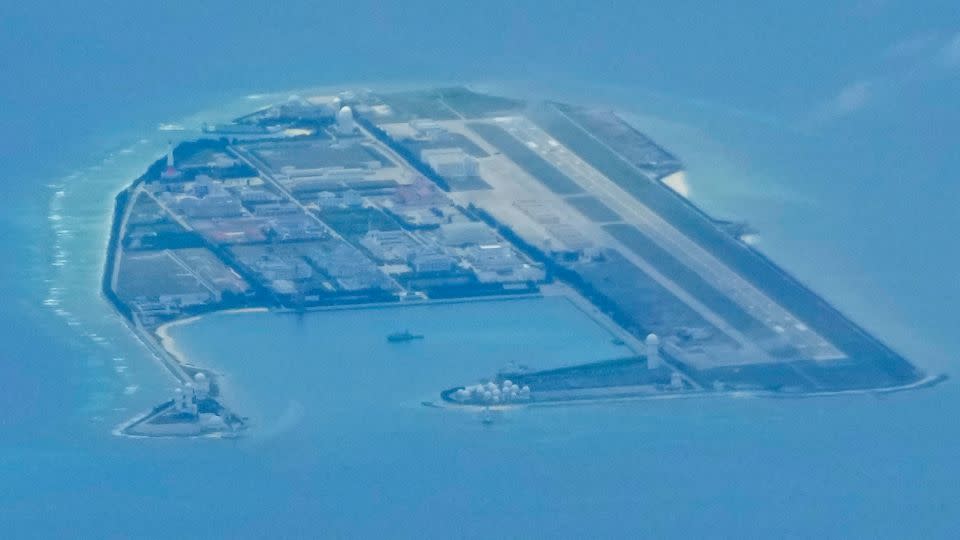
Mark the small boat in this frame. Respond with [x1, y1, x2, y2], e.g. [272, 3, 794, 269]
[481, 407, 495, 425]
[387, 330, 424, 343]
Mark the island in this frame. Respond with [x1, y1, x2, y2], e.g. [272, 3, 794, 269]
[103, 86, 943, 436]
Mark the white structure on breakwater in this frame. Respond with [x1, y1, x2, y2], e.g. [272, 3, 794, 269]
[172, 372, 211, 416]
[173, 385, 197, 416]
[454, 380, 531, 404]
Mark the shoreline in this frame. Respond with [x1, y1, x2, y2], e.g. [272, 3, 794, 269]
[154, 307, 270, 367]
[152, 294, 545, 358]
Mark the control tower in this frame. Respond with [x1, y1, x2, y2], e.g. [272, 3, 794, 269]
[160, 141, 181, 180]
[337, 106, 356, 135]
[645, 333, 661, 369]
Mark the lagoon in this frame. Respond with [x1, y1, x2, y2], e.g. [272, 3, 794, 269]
[168, 297, 628, 438]
[5, 298, 950, 538]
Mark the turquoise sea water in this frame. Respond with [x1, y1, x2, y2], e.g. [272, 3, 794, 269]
[3, 3, 960, 537]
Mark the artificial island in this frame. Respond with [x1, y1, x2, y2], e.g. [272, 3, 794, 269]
[103, 86, 942, 437]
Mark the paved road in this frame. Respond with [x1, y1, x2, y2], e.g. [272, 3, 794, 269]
[506, 115, 842, 360]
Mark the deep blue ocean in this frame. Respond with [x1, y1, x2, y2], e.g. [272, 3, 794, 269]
[2, 2, 959, 538]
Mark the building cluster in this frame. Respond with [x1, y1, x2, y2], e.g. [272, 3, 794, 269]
[114, 92, 548, 327]
[361, 188, 544, 287]
[421, 147, 479, 179]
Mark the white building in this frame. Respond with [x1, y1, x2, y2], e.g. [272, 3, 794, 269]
[337, 106, 356, 134]
[360, 230, 415, 262]
[421, 148, 479, 178]
[409, 119, 445, 139]
[466, 244, 516, 274]
[192, 372, 210, 399]
[410, 249, 455, 273]
[645, 333, 661, 370]
[160, 141, 182, 180]
[439, 221, 497, 246]
[174, 384, 198, 415]
[158, 292, 210, 307]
